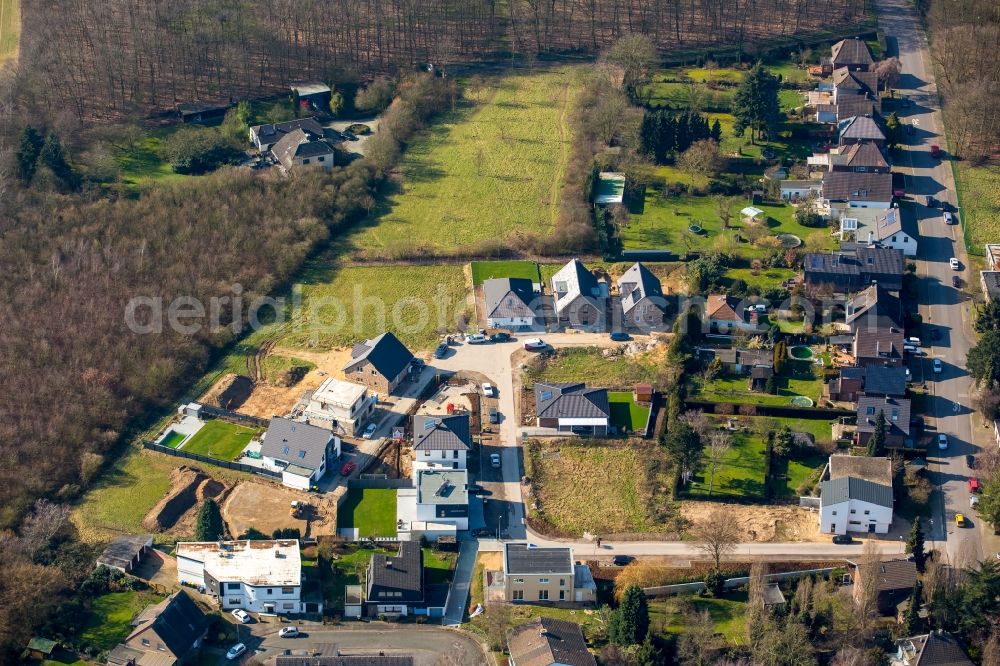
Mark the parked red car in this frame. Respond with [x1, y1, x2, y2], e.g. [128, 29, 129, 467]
[341, 461, 357, 477]
[930, 145, 942, 158]
[969, 478, 981, 493]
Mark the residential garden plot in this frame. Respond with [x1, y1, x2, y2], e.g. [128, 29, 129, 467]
[525, 439, 666, 535]
[651, 590, 749, 643]
[80, 591, 164, 652]
[724, 267, 798, 291]
[278, 262, 470, 352]
[470, 260, 541, 285]
[351, 67, 580, 259]
[608, 391, 650, 432]
[955, 162, 1000, 255]
[685, 417, 831, 500]
[319, 543, 455, 609]
[525, 347, 662, 388]
[691, 359, 822, 407]
[179, 419, 259, 461]
[620, 194, 833, 256]
[336, 488, 398, 538]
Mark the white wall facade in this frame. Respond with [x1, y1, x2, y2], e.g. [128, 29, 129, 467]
[820, 500, 892, 535]
[412, 449, 467, 472]
[487, 316, 534, 329]
[218, 581, 302, 614]
[415, 503, 468, 531]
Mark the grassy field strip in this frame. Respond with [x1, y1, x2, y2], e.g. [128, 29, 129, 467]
[351, 68, 581, 258]
[180, 420, 260, 461]
[336, 488, 397, 538]
[954, 162, 1000, 255]
[0, 0, 19, 62]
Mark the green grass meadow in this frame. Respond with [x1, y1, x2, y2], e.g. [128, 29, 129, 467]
[0, 0, 19, 62]
[608, 391, 650, 432]
[351, 67, 580, 259]
[470, 260, 541, 285]
[80, 591, 164, 651]
[955, 162, 1000, 255]
[526, 347, 662, 388]
[336, 488, 398, 538]
[692, 359, 822, 407]
[180, 419, 259, 460]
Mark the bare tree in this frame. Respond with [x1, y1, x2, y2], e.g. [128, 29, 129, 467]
[483, 602, 513, 651]
[691, 510, 740, 570]
[746, 562, 770, 650]
[705, 431, 732, 497]
[874, 57, 902, 92]
[604, 34, 657, 97]
[830, 647, 868, 666]
[677, 610, 716, 666]
[681, 409, 712, 438]
[854, 540, 883, 630]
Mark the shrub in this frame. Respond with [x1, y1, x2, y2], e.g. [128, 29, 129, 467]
[794, 209, 827, 228]
[161, 127, 242, 174]
[355, 78, 397, 113]
[704, 570, 726, 597]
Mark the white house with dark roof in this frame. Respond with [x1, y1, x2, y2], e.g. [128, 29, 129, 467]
[533, 382, 610, 436]
[272, 128, 337, 172]
[551, 259, 609, 331]
[483, 277, 540, 330]
[839, 206, 917, 256]
[819, 475, 893, 535]
[616, 262, 667, 330]
[411, 414, 471, 471]
[249, 117, 325, 152]
[260, 417, 339, 490]
[365, 541, 424, 618]
[822, 171, 894, 209]
[343, 331, 415, 395]
[176, 540, 320, 614]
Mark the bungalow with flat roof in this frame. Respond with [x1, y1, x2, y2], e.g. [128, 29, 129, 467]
[551, 259, 609, 331]
[533, 382, 610, 436]
[344, 331, 415, 395]
[261, 417, 339, 490]
[507, 617, 597, 666]
[502, 543, 596, 604]
[412, 414, 471, 471]
[414, 468, 469, 531]
[981, 271, 1000, 301]
[483, 277, 540, 330]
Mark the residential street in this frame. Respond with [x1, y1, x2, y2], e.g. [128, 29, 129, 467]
[245, 624, 490, 665]
[877, 0, 991, 563]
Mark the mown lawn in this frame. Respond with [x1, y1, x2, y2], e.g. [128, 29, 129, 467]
[525, 347, 661, 388]
[620, 194, 833, 256]
[279, 262, 470, 352]
[954, 162, 1000, 255]
[181, 419, 260, 460]
[80, 591, 164, 652]
[691, 359, 822, 407]
[608, 391, 650, 433]
[336, 488, 397, 538]
[651, 590, 749, 643]
[351, 67, 580, 259]
[526, 439, 659, 534]
[470, 260, 541, 285]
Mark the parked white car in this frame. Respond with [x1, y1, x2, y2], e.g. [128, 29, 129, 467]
[971, 495, 980, 508]
[465, 333, 488, 344]
[950, 257, 960, 270]
[278, 626, 300, 638]
[933, 358, 943, 374]
[231, 609, 251, 623]
[363, 422, 378, 439]
[906, 337, 921, 347]
[482, 382, 497, 398]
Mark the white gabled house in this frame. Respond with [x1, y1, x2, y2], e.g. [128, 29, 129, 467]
[818, 456, 894, 535]
[551, 259, 608, 331]
[839, 206, 917, 256]
[411, 414, 472, 471]
[260, 417, 339, 490]
[177, 539, 321, 615]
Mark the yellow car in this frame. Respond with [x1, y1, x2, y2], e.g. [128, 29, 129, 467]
[955, 513, 966, 527]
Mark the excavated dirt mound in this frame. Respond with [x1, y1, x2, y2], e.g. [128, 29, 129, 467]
[201, 373, 254, 410]
[143, 466, 207, 532]
[196, 478, 225, 502]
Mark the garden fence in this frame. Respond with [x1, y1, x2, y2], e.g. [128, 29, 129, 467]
[142, 440, 281, 479]
[644, 567, 839, 598]
[198, 404, 270, 428]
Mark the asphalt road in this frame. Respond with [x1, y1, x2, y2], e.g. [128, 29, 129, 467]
[248, 625, 490, 665]
[876, 0, 984, 564]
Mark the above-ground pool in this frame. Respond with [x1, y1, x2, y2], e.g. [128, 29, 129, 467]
[790, 345, 813, 360]
[790, 396, 814, 407]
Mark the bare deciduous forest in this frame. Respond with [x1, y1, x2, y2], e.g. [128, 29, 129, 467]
[925, 0, 1000, 160]
[20, 0, 866, 118]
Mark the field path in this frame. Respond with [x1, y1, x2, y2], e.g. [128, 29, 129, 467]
[549, 76, 573, 228]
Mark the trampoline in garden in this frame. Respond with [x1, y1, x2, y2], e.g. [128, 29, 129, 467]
[790, 396, 814, 407]
[688, 224, 704, 234]
[790, 345, 813, 360]
[777, 233, 802, 248]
